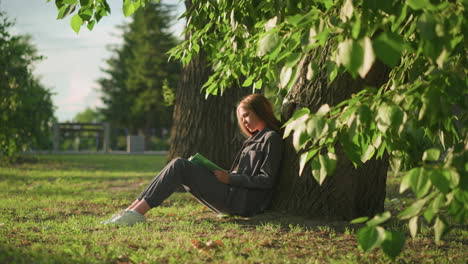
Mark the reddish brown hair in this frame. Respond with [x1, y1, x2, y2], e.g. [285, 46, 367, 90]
[237, 94, 281, 137]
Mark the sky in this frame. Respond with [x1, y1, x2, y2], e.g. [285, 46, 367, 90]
[1, 0, 185, 122]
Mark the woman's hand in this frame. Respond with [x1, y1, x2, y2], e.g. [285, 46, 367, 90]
[213, 170, 230, 184]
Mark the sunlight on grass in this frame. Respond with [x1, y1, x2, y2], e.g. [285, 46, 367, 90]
[0, 154, 466, 263]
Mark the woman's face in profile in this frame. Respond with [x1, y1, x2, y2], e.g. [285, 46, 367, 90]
[238, 107, 266, 133]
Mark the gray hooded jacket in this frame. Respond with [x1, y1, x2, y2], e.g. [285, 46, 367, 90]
[227, 127, 283, 216]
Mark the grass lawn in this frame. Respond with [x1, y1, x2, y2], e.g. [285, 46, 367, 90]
[0, 154, 466, 263]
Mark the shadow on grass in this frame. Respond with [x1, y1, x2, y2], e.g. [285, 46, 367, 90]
[233, 211, 352, 231]
[3, 154, 167, 173]
[0, 243, 65, 264]
[0, 243, 114, 264]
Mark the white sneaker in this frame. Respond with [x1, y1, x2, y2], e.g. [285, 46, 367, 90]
[101, 209, 127, 224]
[107, 210, 146, 226]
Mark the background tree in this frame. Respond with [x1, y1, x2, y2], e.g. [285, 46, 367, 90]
[0, 10, 55, 159]
[97, 2, 180, 148]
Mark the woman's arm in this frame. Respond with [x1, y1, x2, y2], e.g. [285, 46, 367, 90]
[213, 170, 230, 184]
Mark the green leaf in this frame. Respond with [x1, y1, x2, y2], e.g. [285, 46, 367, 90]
[70, 14, 83, 33]
[407, 0, 433, 10]
[376, 104, 403, 133]
[79, 8, 93, 21]
[290, 108, 310, 121]
[422, 148, 440, 162]
[284, 112, 309, 143]
[242, 75, 255, 87]
[286, 53, 301, 67]
[86, 19, 96, 30]
[57, 5, 69, 19]
[286, 14, 305, 27]
[339, 0, 353, 22]
[363, 0, 394, 13]
[357, 226, 386, 252]
[423, 207, 435, 223]
[352, 15, 361, 39]
[319, 152, 337, 176]
[264, 16, 278, 31]
[341, 133, 362, 167]
[62, 0, 77, 4]
[398, 199, 427, 220]
[192, 43, 200, 53]
[306, 116, 327, 140]
[381, 230, 405, 260]
[409, 216, 418, 238]
[351, 216, 369, 224]
[123, 0, 137, 17]
[448, 170, 460, 189]
[413, 168, 431, 198]
[361, 144, 375, 163]
[280, 66, 292, 89]
[417, 13, 436, 41]
[55, 0, 65, 8]
[424, 193, 445, 222]
[316, 104, 331, 116]
[373, 32, 405, 67]
[80, 0, 91, 6]
[434, 217, 448, 243]
[299, 149, 318, 175]
[311, 156, 326, 185]
[366, 211, 391, 226]
[254, 79, 263, 90]
[390, 106, 403, 132]
[327, 61, 338, 82]
[323, 0, 333, 9]
[338, 39, 363, 74]
[293, 129, 309, 151]
[358, 37, 375, 78]
[429, 169, 450, 194]
[357, 104, 372, 127]
[376, 103, 392, 133]
[257, 31, 280, 56]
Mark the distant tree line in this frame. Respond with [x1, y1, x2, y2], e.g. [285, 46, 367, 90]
[95, 2, 180, 148]
[0, 10, 55, 160]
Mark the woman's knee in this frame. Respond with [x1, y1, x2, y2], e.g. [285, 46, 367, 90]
[172, 157, 186, 164]
[170, 157, 190, 169]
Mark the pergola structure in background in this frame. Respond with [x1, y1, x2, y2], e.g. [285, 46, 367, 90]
[53, 123, 110, 152]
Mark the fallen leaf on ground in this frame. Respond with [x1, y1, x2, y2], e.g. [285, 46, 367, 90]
[191, 239, 203, 249]
[205, 240, 224, 249]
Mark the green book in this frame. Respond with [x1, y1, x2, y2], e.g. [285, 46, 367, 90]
[188, 153, 225, 171]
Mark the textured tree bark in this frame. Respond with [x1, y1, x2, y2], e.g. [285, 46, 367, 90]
[167, 48, 250, 168]
[273, 45, 390, 220]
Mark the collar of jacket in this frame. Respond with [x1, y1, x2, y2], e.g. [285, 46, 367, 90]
[243, 127, 273, 145]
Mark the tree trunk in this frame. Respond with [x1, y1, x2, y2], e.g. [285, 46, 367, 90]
[167, 48, 249, 168]
[273, 45, 390, 220]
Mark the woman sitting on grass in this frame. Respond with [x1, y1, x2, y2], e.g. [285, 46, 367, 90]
[103, 94, 283, 226]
